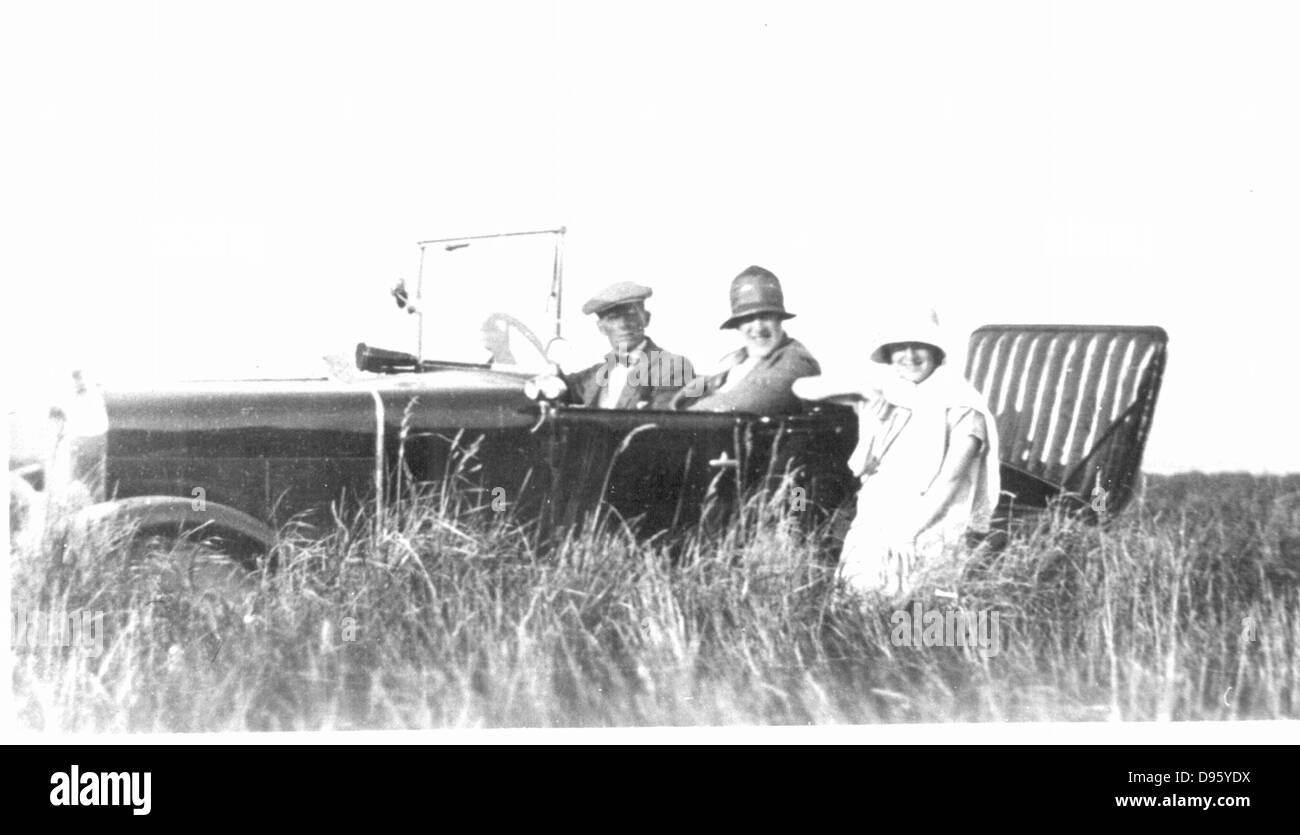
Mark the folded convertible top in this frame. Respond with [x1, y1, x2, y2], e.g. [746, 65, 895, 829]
[966, 325, 1167, 517]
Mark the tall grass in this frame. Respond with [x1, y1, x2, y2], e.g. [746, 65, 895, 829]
[11, 472, 1299, 731]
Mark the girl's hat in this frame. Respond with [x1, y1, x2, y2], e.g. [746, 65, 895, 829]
[869, 308, 951, 364]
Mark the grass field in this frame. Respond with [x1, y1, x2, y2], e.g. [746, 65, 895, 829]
[11, 472, 1300, 731]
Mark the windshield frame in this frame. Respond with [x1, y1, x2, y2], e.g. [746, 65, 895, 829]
[412, 227, 566, 369]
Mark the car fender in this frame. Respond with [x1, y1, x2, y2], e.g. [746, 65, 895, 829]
[60, 495, 276, 563]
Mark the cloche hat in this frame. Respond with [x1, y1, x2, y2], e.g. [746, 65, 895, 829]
[720, 266, 796, 329]
[869, 308, 952, 364]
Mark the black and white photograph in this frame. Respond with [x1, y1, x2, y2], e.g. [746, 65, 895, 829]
[5, 0, 1299, 746]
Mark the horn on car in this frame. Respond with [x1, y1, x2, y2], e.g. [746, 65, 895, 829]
[356, 343, 421, 373]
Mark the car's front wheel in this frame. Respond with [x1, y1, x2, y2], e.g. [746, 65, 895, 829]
[125, 523, 261, 600]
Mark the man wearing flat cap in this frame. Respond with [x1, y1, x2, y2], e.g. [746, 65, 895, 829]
[563, 281, 697, 409]
[672, 265, 820, 414]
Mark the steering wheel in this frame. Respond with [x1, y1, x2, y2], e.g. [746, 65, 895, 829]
[480, 312, 549, 368]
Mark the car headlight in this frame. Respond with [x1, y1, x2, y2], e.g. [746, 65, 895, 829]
[523, 374, 567, 402]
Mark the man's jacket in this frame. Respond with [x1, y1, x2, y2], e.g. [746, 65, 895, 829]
[563, 337, 696, 409]
[673, 335, 820, 414]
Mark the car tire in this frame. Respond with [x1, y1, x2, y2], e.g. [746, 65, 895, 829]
[124, 523, 261, 601]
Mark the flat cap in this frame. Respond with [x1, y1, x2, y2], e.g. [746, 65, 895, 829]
[581, 281, 653, 316]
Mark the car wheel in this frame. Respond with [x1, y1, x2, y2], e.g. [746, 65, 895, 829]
[124, 524, 261, 601]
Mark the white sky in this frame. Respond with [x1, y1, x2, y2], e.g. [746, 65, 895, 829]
[4, 1, 1298, 473]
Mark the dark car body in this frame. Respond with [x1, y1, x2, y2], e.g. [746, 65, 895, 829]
[93, 364, 858, 554]
[22, 320, 1166, 565]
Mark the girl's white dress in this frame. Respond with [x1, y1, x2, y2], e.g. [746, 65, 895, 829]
[836, 364, 1001, 598]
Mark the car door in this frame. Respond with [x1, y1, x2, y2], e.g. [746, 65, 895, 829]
[537, 404, 856, 541]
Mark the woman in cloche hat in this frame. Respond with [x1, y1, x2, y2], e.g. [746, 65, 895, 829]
[673, 265, 820, 414]
[793, 309, 1000, 599]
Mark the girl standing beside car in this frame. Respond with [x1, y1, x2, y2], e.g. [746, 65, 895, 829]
[794, 310, 1000, 599]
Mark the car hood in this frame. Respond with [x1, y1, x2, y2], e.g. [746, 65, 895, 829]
[104, 368, 542, 434]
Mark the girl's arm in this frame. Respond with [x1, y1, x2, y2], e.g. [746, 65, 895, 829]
[900, 410, 987, 537]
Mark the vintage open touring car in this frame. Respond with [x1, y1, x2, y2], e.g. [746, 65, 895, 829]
[11, 228, 1167, 567]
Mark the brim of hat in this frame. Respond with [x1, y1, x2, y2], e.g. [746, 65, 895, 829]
[583, 299, 649, 316]
[719, 310, 796, 330]
[869, 338, 948, 364]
